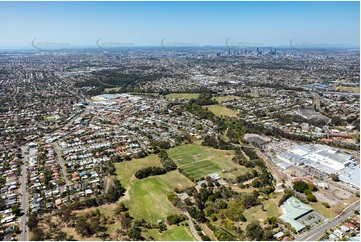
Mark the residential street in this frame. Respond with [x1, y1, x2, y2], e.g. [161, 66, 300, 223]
[299, 200, 360, 241]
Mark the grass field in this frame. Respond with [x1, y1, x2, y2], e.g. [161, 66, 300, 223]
[241, 193, 283, 230]
[213, 95, 241, 103]
[165, 93, 200, 100]
[124, 171, 194, 222]
[114, 155, 163, 188]
[203, 105, 238, 117]
[168, 144, 247, 180]
[144, 225, 195, 241]
[335, 86, 360, 93]
[114, 156, 195, 239]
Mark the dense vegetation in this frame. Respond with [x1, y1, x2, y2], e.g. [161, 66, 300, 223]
[134, 166, 167, 179]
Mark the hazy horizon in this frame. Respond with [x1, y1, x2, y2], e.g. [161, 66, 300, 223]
[0, 1, 359, 49]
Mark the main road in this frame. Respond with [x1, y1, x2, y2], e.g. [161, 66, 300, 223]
[20, 146, 29, 241]
[299, 200, 360, 241]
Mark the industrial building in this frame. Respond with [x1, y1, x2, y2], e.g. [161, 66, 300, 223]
[279, 197, 314, 232]
[278, 144, 360, 187]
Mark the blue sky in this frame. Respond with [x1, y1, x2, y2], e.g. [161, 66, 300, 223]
[0, 1, 359, 48]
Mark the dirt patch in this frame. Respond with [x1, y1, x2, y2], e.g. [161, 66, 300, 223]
[118, 189, 130, 202]
[314, 190, 338, 206]
[332, 189, 353, 200]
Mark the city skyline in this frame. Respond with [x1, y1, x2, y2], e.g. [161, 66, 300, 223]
[0, 1, 359, 49]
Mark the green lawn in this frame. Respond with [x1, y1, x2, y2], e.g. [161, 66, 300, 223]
[213, 95, 241, 103]
[165, 93, 200, 100]
[144, 225, 195, 241]
[168, 144, 247, 180]
[114, 155, 163, 188]
[203, 105, 238, 117]
[124, 171, 194, 223]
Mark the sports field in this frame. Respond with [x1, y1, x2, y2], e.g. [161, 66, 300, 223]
[168, 144, 247, 180]
[165, 93, 200, 100]
[203, 105, 238, 117]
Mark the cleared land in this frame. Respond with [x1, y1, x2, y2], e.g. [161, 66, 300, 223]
[165, 93, 200, 100]
[168, 143, 248, 180]
[309, 195, 359, 219]
[213, 95, 241, 103]
[203, 105, 238, 117]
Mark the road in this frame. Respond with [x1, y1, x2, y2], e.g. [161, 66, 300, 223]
[53, 142, 72, 185]
[184, 211, 202, 241]
[20, 146, 29, 241]
[299, 200, 360, 241]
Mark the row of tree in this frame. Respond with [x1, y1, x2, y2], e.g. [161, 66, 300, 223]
[158, 150, 177, 171]
[134, 166, 167, 179]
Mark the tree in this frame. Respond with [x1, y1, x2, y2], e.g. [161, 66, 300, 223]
[331, 173, 339, 182]
[306, 193, 317, 202]
[128, 228, 142, 240]
[31, 227, 45, 241]
[58, 205, 75, 224]
[27, 213, 40, 231]
[322, 202, 330, 208]
[114, 202, 128, 215]
[104, 179, 125, 203]
[293, 180, 309, 193]
[246, 221, 263, 240]
[75, 216, 94, 237]
[167, 214, 187, 225]
[44, 167, 53, 188]
[12, 204, 21, 216]
[263, 228, 274, 241]
[110, 154, 123, 163]
[120, 212, 133, 231]
[54, 231, 68, 241]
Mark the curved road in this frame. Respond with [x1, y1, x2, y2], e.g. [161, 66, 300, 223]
[185, 211, 202, 241]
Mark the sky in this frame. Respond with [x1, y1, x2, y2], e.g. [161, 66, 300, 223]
[0, 1, 359, 48]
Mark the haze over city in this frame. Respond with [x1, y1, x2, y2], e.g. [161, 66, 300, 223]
[0, 1, 359, 48]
